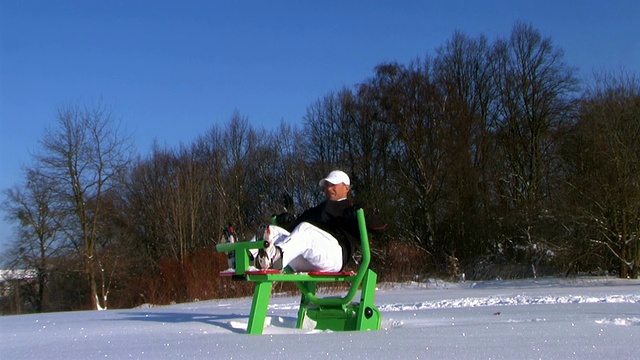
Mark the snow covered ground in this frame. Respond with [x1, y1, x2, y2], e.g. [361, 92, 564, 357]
[1, 276, 639, 359]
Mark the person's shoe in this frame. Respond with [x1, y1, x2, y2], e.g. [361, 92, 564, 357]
[221, 226, 237, 270]
[256, 244, 282, 270]
[254, 225, 282, 269]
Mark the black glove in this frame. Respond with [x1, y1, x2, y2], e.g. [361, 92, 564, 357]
[272, 212, 295, 226]
[342, 206, 359, 220]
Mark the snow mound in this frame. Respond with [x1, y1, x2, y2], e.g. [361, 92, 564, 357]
[379, 294, 640, 311]
[596, 317, 640, 326]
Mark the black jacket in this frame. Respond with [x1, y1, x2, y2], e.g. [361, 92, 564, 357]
[280, 199, 386, 269]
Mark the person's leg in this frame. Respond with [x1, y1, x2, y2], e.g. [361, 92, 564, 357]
[274, 222, 343, 272]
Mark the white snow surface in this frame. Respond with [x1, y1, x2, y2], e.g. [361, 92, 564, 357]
[1, 276, 639, 359]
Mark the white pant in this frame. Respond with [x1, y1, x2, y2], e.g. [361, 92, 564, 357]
[251, 222, 343, 272]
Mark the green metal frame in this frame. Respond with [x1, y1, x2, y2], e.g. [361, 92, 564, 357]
[216, 209, 382, 334]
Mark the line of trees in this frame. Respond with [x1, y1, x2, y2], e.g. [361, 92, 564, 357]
[2, 23, 639, 314]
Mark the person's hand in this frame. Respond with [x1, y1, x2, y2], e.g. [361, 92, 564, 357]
[272, 212, 295, 225]
[342, 206, 359, 220]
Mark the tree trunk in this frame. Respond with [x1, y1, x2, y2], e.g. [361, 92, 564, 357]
[86, 254, 99, 310]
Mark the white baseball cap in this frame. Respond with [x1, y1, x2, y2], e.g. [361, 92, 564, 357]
[319, 170, 351, 187]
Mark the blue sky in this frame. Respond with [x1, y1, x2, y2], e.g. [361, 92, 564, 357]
[1, 0, 639, 249]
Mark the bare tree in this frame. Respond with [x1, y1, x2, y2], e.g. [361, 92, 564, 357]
[433, 31, 498, 265]
[270, 121, 314, 212]
[492, 23, 578, 206]
[125, 144, 178, 264]
[562, 72, 640, 278]
[370, 62, 448, 254]
[214, 112, 264, 227]
[159, 145, 211, 265]
[490, 22, 578, 275]
[339, 87, 395, 209]
[2, 168, 69, 312]
[35, 102, 133, 310]
[303, 92, 351, 173]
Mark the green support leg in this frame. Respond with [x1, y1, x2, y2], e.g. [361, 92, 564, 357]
[246, 281, 273, 334]
[356, 269, 381, 331]
[296, 282, 317, 329]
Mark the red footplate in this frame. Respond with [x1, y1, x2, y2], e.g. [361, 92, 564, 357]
[245, 269, 282, 275]
[220, 270, 357, 276]
[308, 271, 357, 276]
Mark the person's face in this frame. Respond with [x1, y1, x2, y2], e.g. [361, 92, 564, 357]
[324, 182, 350, 201]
